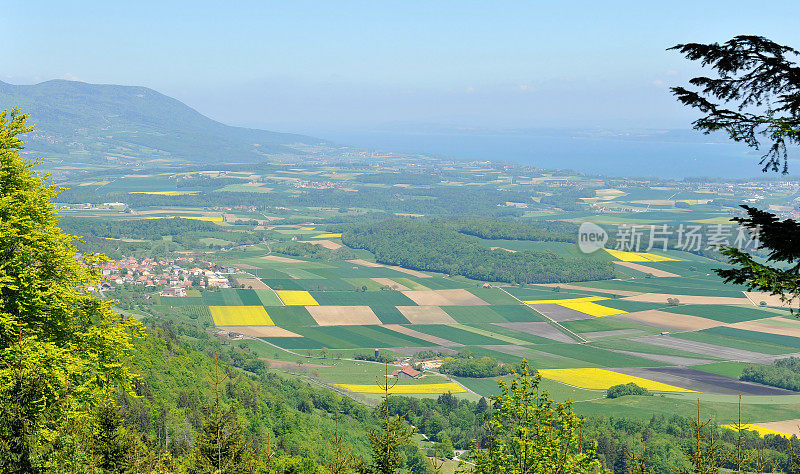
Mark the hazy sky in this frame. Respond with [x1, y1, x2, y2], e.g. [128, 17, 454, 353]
[5, 1, 800, 134]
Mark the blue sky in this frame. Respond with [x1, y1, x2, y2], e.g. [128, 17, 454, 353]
[5, 1, 800, 133]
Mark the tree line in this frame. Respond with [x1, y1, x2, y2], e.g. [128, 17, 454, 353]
[741, 357, 800, 392]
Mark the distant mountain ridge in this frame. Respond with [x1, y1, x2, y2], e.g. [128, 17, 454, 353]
[0, 79, 328, 164]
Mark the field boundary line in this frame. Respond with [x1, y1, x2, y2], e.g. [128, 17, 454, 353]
[742, 291, 758, 307]
[243, 269, 285, 306]
[497, 287, 588, 344]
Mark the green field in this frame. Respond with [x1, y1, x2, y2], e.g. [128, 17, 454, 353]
[370, 305, 411, 324]
[673, 328, 800, 355]
[442, 306, 509, 324]
[661, 304, 776, 323]
[690, 361, 750, 379]
[407, 324, 511, 346]
[263, 306, 318, 327]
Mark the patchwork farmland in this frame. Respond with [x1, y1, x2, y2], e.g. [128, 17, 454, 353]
[64, 166, 800, 438]
[154, 232, 800, 436]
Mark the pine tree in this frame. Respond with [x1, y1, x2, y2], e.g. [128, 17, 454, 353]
[92, 397, 131, 473]
[329, 410, 354, 474]
[364, 363, 415, 474]
[194, 354, 252, 473]
[475, 397, 489, 414]
[671, 37, 800, 309]
[679, 400, 720, 474]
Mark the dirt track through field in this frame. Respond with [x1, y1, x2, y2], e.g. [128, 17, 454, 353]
[217, 326, 301, 337]
[493, 322, 576, 343]
[396, 306, 458, 324]
[383, 325, 463, 347]
[623, 293, 752, 305]
[307, 305, 382, 326]
[613, 261, 681, 277]
[615, 310, 724, 331]
[401, 289, 489, 306]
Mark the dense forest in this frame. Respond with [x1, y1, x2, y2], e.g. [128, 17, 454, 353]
[271, 241, 357, 261]
[447, 217, 577, 242]
[60, 216, 220, 240]
[741, 357, 800, 392]
[437, 356, 511, 378]
[341, 219, 614, 283]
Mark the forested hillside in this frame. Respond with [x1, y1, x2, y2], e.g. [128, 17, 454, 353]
[342, 219, 614, 283]
[0, 80, 326, 163]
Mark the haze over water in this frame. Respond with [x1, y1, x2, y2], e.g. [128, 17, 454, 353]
[317, 130, 769, 179]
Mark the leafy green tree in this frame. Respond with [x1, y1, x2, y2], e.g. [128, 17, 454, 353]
[671, 37, 800, 309]
[0, 109, 142, 470]
[606, 383, 651, 399]
[468, 360, 604, 473]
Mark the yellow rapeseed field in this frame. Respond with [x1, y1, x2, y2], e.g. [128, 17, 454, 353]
[209, 306, 274, 326]
[604, 249, 678, 262]
[557, 300, 627, 317]
[720, 424, 791, 439]
[523, 296, 626, 317]
[536, 368, 695, 392]
[275, 290, 319, 306]
[129, 191, 200, 195]
[312, 233, 343, 239]
[335, 382, 466, 394]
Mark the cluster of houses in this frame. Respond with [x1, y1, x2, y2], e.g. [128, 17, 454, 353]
[294, 179, 341, 190]
[97, 256, 238, 296]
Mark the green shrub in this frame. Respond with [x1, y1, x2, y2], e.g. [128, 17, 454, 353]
[606, 382, 651, 398]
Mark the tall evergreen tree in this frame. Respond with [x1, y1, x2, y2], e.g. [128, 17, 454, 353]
[194, 355, 252, 473]
[671, 37, 800, 309]
[364, 364, 415, 474]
